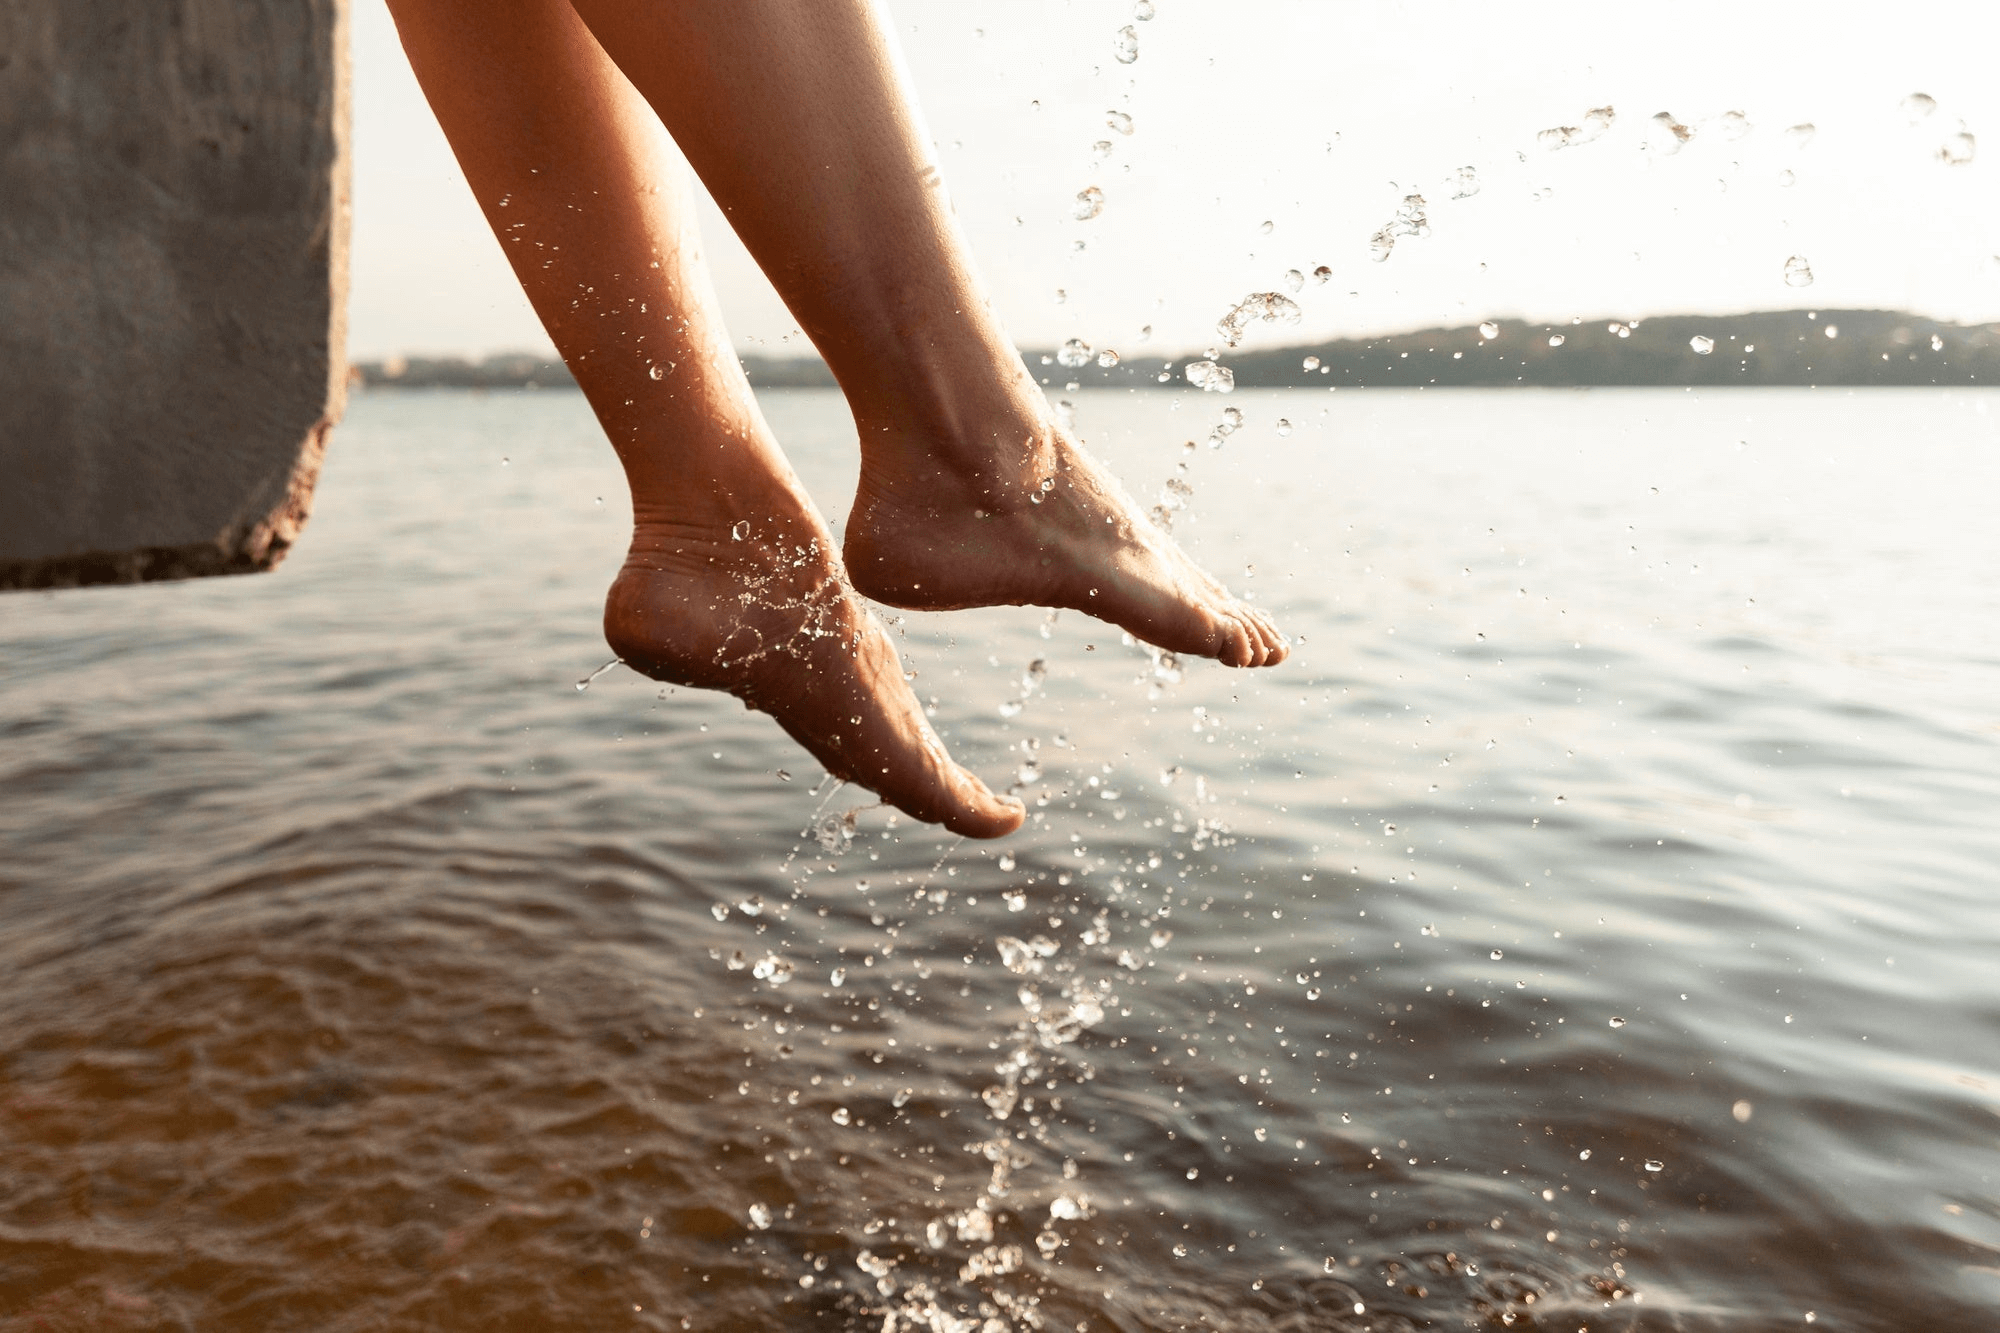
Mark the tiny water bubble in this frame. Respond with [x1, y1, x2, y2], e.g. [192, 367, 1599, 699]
[1112, 24, 1140, 63]
[1548, 334, 1566, 347]
[1644, 1159, 1665, 1172]
[1311, 264, 1332, 283]
[1097, 348, 1121, 368]
[1092, 139, 1115, 162]
[1783, 255, 1814, 287]
[998, 853, 1016, 871]
[1717, 109, 1751, 140]
[648, 363, 669, 381]
[1004, 890, 1028, 912]
[1490, 949, 1504, 960]
[1057, 337, 1094, 368]
[1106, 109, 1134, 135]
[1785, 122, 1816, 147]
[1608, 1016, 1627, 1028]
[1133, 0, 1155, 17]
[1035, 1230, 1062, 1258]
[737, 895, 764, 917]
[831, 1106, 851, 1125]
[1450, 164, 1480, 198]
[748, 1203, 774, 1230]
[1221, 406, 1244, 430]
[1072, 186, 1105, 220]
[1173, 1243, 1188, 1258]
[710, 903, 729, 922]
[1275, 418, 1293, 436]
[1579, 1148, 1592, 1160]
[1282, 268, 1304, 293]
[1302, 355, 1321, 370]
[1902, 91, 1938, 122]
[1689, 335, 1715, 355]
[830, 967, 846, 987]
[731, 519, 750, 540]
[1478, 321, 1500, 340]
[1940, 131, 1976, 166]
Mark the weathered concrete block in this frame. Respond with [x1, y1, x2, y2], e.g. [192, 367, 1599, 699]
[0, 0, 349, 590]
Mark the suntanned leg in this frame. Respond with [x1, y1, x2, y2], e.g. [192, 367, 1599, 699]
[566, 0, 1288, 670]
[385, 0, 1021, 837]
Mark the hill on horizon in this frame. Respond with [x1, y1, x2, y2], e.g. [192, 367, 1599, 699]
[353, 309, 1999, 392]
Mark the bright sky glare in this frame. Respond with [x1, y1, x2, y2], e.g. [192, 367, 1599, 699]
[349, 0, 2000, 361]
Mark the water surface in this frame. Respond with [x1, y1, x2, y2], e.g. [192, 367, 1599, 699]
[3, 387, 1998, 1332]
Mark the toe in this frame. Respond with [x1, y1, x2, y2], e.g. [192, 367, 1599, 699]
[937, 775, 1026, 839]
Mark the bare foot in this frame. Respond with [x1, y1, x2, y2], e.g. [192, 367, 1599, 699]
[843, 410, 1288, 669]
[604, 513, 1023, 839]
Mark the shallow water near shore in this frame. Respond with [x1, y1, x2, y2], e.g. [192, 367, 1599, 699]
[3, 386, 1998, 1332]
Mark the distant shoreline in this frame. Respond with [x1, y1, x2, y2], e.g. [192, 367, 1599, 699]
[352, 309, 1999, 392]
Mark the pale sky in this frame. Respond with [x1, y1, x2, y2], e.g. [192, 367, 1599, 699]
[349, 0, 2000, 361]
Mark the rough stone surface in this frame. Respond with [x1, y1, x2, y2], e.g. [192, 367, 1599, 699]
[0, 0, 349, 590]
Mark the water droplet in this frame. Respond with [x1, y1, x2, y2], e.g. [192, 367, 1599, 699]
[1932, 333, 1945, 351]
[830, 967, 846, 987]
[1732, 1100, 1754, 1122]
[710, 902, 729, 922]
[748, 1203, 774, 1230]
[1783, 255, 1815, 287]
[576, 658, 620, 690]
[731, 519, 750, 540]
[1106, 109, 1134, 136]
[1282, 268, 1304, 293]
[1777, 168, 1796, 187]
[1644, 1159, 1664, 1172]
[1302, 355, 1321, 370]
[1112, 24, 1140, 63]
[1267, 417, 1289, 438]
[831, 1106, 851, 1125]
[1608, 1016, 1628, 1028]
[1057, 337, 1094, 368]
[1035, 1230, 1062, 1258]
[1824, 324, 1838, 339]
[981, 1084, 1018, 1118]
[1072, 186, 1105, 220]
[1785, 122, 1816, 147]
[499, 456, 510, 466]
[1647, 111, 1693, 153]
[1548, 334, 1566, 347]
[776, 769, 792, 782]
[1450, 164, 1481, 199]
[1940, 131, 1976, 166]
[1490, 949, 1504, 960]
[737, 895, 764, 917]
[1215, 291, 1303, 348]
[1004, 890, 1028, 912]
[1478, 321, 1500, 341]
[1133, 0, 1155, 17]
[1717, 109, 1751, 141]
[1902, 91, 1938, 122]
[648, 363, 669, 381]
[751, 952, 794, 984]
[1537, 125, 1578, 151]
[1172, 1243, 1188, 1258]
[1097, 348, 1121, 368]
[1311, 264, 1332, 283]
[1184, 360, 1235, 393]
[1689, 335, 1714, 355]
[1369, 227, 1397, 263]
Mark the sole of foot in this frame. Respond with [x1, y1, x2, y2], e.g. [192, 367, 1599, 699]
[603, 534, 1023, 839]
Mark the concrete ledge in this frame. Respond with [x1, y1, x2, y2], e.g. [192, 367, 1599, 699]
[0, 0, 350, 591]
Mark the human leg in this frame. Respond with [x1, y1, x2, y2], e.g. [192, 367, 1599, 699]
[564, 0, 1289, 669]
[384, 0, 1022, 836]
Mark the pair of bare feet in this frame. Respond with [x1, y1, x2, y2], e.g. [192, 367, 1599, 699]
[603, 397, 1287, 839]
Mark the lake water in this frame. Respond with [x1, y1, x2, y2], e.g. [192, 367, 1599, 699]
[3, 386, 1998, 1332]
